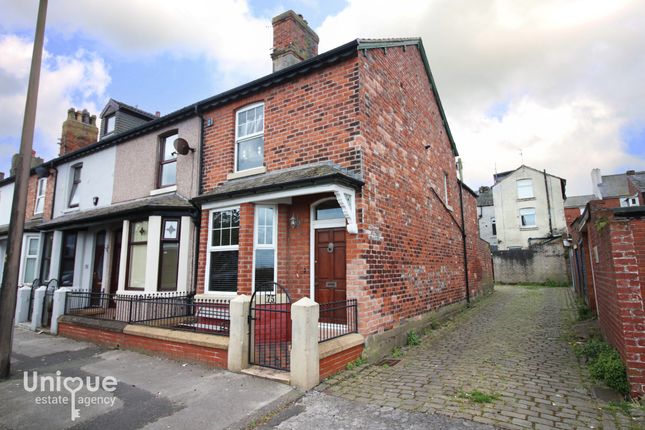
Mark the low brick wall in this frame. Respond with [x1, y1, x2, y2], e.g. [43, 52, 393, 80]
[318, 333, 364, 380]
[58, 317, 228, 368]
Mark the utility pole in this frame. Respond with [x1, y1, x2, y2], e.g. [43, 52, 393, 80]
[0, 0, 48, 379]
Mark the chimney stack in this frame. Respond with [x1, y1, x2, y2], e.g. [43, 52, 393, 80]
[59, 107, 98, 156]
[271, 11, 319, 72]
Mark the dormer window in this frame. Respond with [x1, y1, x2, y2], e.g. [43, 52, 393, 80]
[235, 103, 264, 172]
[104, 114, 115, 135]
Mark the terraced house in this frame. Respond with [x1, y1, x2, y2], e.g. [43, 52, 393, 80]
[10, 11, 492, 384]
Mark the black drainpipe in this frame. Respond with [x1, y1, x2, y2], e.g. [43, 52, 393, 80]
[543, 169, 553, 237]
[48, 164, 58, 220]
[457, 159, 470, 305]
[191, 106, 206, 294]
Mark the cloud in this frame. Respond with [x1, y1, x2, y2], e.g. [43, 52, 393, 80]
[0, 0, 273, 83]
[316, 0, 645, 194]
[0, 35, 110, 167]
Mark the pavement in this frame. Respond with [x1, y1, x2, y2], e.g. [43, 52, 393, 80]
[0, 326, 295, 430]
[319, 285, 645, 430]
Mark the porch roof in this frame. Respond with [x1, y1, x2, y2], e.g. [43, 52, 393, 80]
[0, 219, 41, 237]
[193, 163, 363, 204]
[37, 193, 195, 231]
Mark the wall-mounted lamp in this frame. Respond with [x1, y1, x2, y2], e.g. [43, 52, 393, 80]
[93, 196, 99, 206]
[289, 214, 300, 229]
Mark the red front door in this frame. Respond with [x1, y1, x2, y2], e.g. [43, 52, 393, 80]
[315, 228, 346, 323]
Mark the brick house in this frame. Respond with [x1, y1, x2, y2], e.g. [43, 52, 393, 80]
[192, 10, 493, 356]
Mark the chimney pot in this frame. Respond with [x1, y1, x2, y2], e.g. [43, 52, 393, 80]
[155, 111, 161, 117]
[271, 10, 319, 72]
[0, 172, 4, 180]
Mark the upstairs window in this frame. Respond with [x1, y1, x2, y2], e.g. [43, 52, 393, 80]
[520, 208, 536, 227]
[104, 114, 115, 135]
[158, 131, 178, 188]
[235, 103, 264, 172]
[68, 164, 82, 208]
[517, 179, 534, 199]
[443, 173, 449, 206]
[34, 177, 47, 214]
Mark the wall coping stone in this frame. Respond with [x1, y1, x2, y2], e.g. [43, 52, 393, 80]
[319, 333, 364, 360]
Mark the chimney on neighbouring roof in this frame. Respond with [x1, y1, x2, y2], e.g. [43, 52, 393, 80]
[155, 111, 161, 117]
[9, 150, 44, 177]
[0, 172, 4, 180]
[271, 10, 319, 72]
[59, 107, 98, 156]
[591, 168, 602, 199]
[626, 170, 636, 175]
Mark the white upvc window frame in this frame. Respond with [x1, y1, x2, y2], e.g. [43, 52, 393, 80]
[252, 204, 278, 293]
[34, 177, 47, 215]
[20, 234, 40, 285]
[519, 207, 537, 228]
[205, 206, 240, 295]
[234, 102, 265, 173]
[517, 178, 534, 199]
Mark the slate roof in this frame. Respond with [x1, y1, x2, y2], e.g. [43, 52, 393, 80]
[194, 163, 363, 203]
[0, 219, 41, 236]
[477, 187, 493, 207]
[598, 173, 630, 198]
[627, 172, 645, 192]
[564, 194, 595, 208]
[38, 193, 194, 230]
[100, 98, 157, 120]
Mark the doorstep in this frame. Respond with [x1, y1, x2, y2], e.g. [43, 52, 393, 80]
[242, 365, 290, 385]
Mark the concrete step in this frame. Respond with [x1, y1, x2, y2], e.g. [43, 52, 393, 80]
[242, 365, 290, 385]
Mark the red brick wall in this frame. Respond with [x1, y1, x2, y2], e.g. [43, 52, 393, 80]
[356, 45, 467, 334]
[24, 170, 55, 223]
[565, 207, 581, 234]
[462, 188, 494, 298]
[581, 203, 645, 397]
[272, 12, 318, 62]
[58, 322, 228, 368]
[320, 343, 364, 380]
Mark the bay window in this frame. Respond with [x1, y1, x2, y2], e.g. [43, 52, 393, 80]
[159, 218, 180, 291]
[207, 208, 240, 293]
[127, 221, 148, 290]
[235, 103, 264, 172]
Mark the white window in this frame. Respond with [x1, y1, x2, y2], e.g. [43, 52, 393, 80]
[253, 205, 277, 292]
[235, 103, 264, 172]
[68, 164, 82, 208]
[517, 179, 534, 199]
[207, 208, 240, 293]
[34, 177, 47, 214]
[127, 221, 148, 290]
[104, 114, 115, 135]
[520, 208, 536, 227]
[21, 235, 40, 284]
[620, 196, 639, 207]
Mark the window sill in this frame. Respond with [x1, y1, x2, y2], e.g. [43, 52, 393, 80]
[520, 226, 539, 231]
[195, 292, 237, 300]
[517, 197, 536, 202]
[227, 166, 266, 180]
[62, 207, 80, 214]
[150, 185, 177, 196]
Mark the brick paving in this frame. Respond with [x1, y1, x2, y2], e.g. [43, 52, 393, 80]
[322, 286, 644, 430]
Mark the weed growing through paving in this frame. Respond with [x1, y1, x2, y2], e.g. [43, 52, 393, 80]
[575, 337, 630, 395]
[457, 390, 500, 404]
[391, 347, 402, 358]
[406, 330, 421, 346]
[345, 356, 367, 370]
[576, 299, 594, 321]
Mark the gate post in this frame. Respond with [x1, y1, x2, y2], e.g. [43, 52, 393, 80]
[30, 286, 47, 331]
[290, 297, 319, 390]
[50, 288, 71, 335]
[228, 294, 251, 372]
[15, 286, 32, 324]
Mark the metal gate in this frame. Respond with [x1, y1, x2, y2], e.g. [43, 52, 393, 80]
[41, 279, 59, 327]
[248, 282, 291, 371]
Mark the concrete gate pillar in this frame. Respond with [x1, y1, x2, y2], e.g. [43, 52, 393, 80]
[290, 297, 319, 390]
[228, 294, 251, 372]
[30, 286, 47, 331]
[15, 286, 32, 324]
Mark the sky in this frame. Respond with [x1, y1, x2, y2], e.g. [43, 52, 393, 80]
[0, 0, 643, 195]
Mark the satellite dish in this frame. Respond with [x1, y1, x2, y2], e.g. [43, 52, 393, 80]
[173, 138, 194, 155]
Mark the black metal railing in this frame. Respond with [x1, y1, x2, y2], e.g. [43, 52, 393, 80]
[318, 299, 358, 342]
[64, 291, 230, 336]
